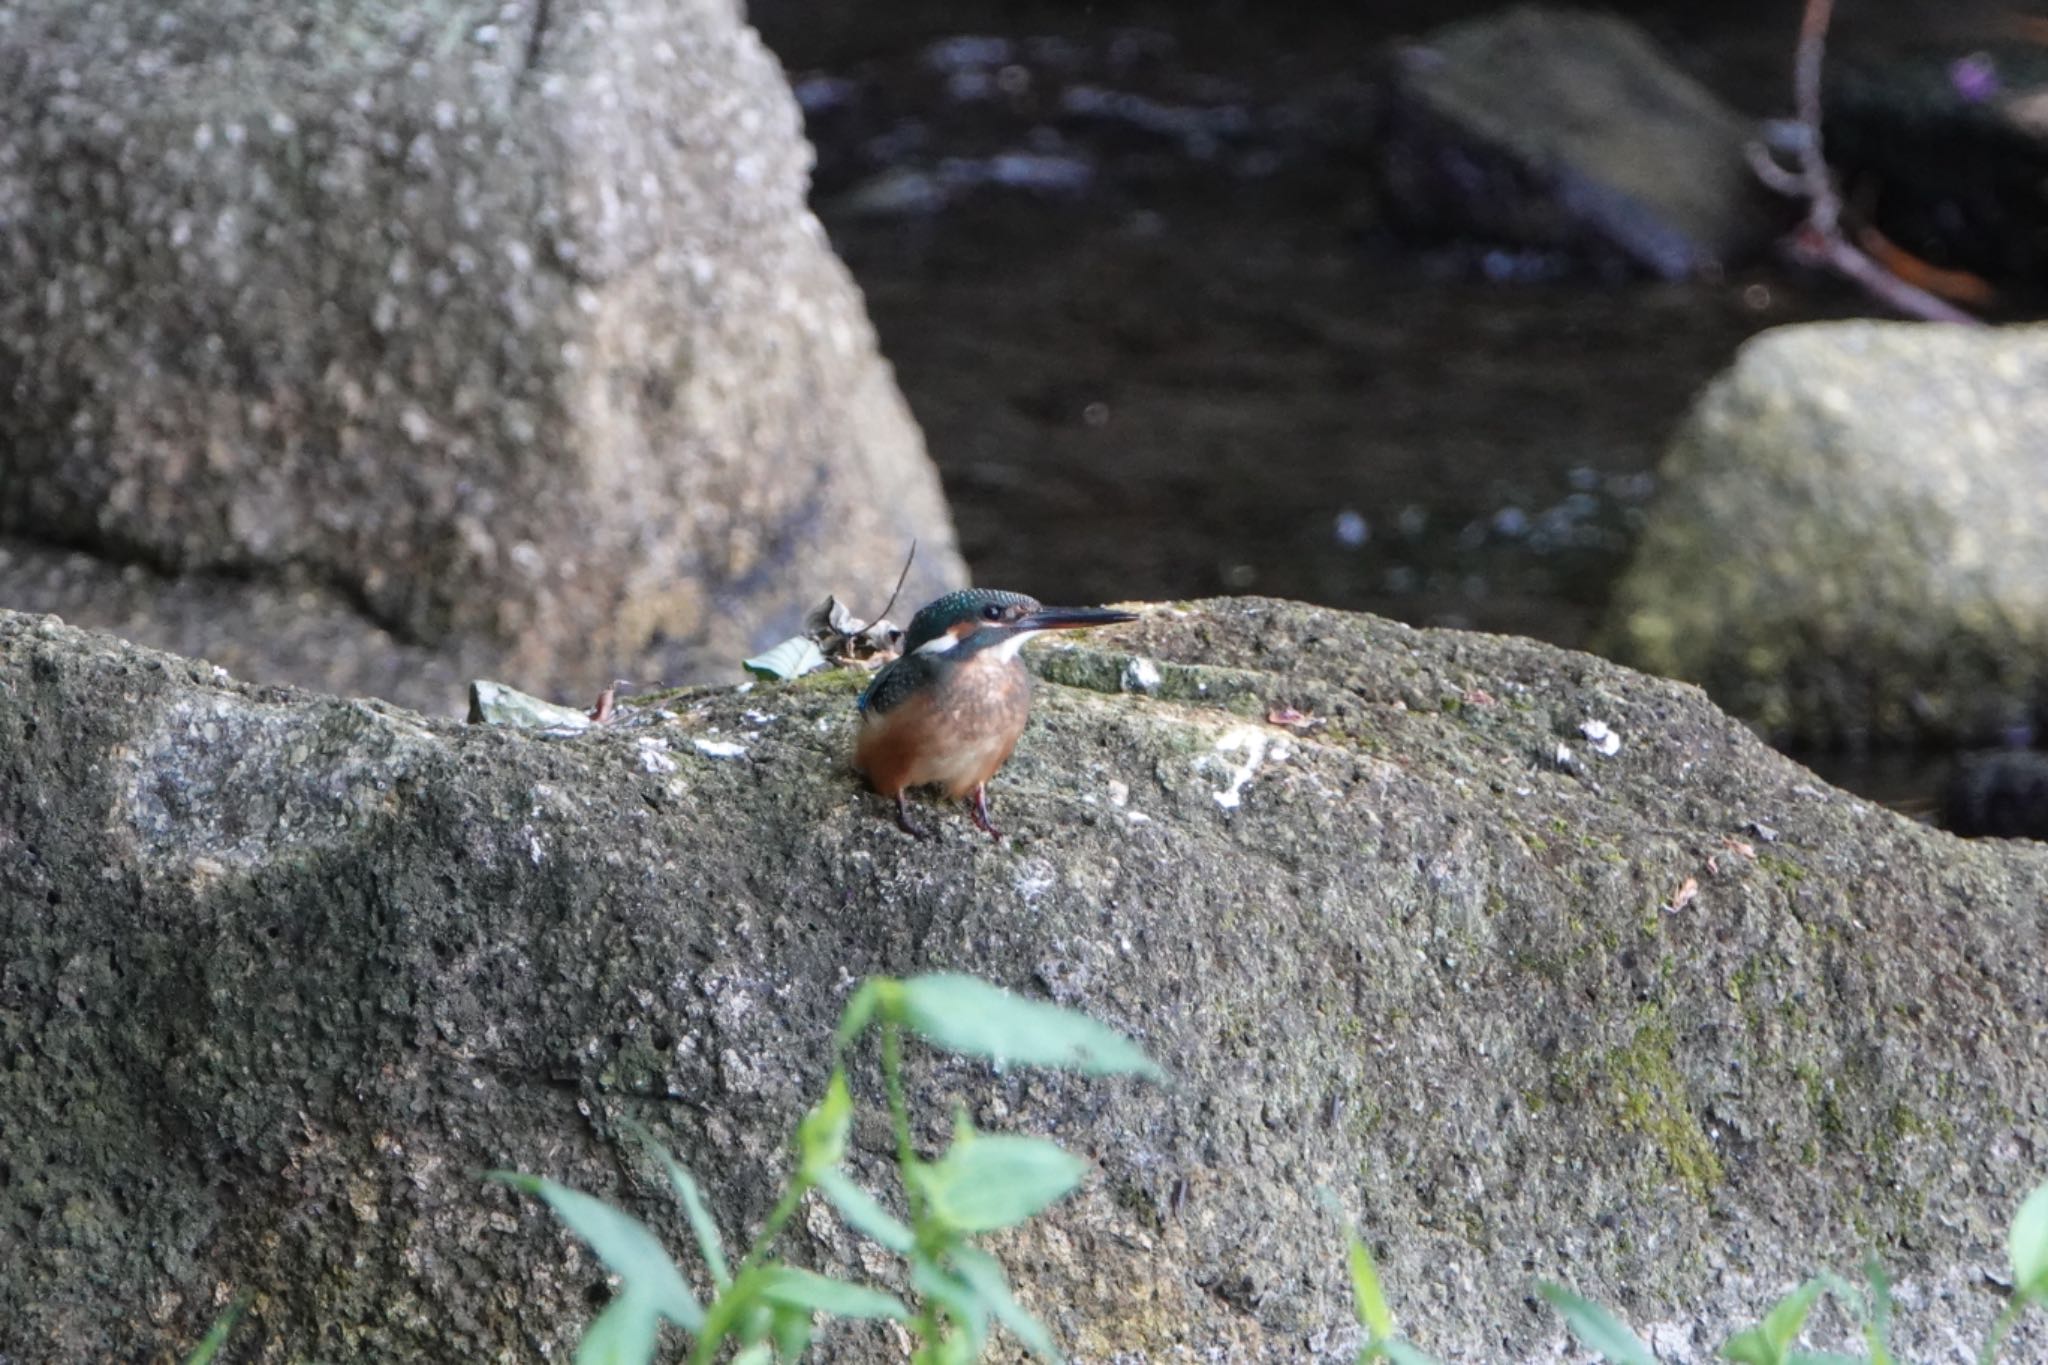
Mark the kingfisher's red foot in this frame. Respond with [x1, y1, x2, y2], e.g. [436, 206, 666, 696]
[969, 784, 1004, 841]
[894, 792, 929, 838]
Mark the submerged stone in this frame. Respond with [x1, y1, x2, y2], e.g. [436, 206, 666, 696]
[1378, 6, 1785, 278]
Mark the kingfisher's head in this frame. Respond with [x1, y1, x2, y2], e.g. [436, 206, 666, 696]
[902, 589, 1136, 664]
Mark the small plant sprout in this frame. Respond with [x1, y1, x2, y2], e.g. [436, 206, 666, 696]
[1538, 1283, 1657, 1365]
[491, 973, 1160, 1364]
[1343, 1225, 1442, 1365]
[1986, 1179, 2048, 1365]
[1720, 1276, 1826, 1365]
[1519, 1177, 2048, 1365]
[1334, 1178, 2047, 1365]
[182, 1292, 251, 1365]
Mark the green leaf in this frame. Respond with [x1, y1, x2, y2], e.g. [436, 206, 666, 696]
[771, 1302, 814, 1362]
[893, 975, 1162, 1078]
[913, 1133, 1087, 1233]
[1725, 1277, 1828, 1365]
[1723, 1319, 1786, 1365]
[623, 1123, 730, 1290]
[1346, 1228, 1394, 1340]
[1537, 1283, 1657, 1365]
[2012, 1180, 2048, 1300]
[1784, 1354, 1866, 1365]
[184, 1293, 250, 1365]
[574, 1290, 662, 1365]
[759, 1266, 911, 1321]
[798, 1071, 853, 1179]
[1843, 1260, 1884, 1365]
[816, 1168, 916, 1253]
[951, 1244, 1061, 1362]
[489, 1172, 704, 1331]
[737, 1299, 776, 1348]
[1721, 1329, 1778, 1365]
[836, 980, 890, 1053]
[730, 1342, 774, 1365]
[921, 1327, 977, 1365]
[1764, 1279, 1826, 1351]
[914, 1254, 992, 1360]
[743, 637, 828, 681]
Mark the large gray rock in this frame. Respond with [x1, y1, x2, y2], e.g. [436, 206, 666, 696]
[0, 0, 961, 714]
[1378, 7, 1784, 279]
[3, 601, 2044, 1362]
[1602, 322, 2048, 747]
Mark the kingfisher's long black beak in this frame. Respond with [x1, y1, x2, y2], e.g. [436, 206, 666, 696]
[1016, 605, 1139, 633]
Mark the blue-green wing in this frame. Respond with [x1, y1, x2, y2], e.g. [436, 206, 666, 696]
[858, 653, 934, 716]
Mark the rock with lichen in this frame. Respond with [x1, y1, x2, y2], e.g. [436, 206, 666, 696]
[0, 0, 961, 715]
[1601, 320, 2048, 748]
[3, 600, 2045, 1361]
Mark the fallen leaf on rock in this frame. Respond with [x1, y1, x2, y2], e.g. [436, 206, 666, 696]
[743, 637, 829, 682]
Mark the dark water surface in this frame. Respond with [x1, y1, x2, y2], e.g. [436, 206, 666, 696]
[748, 1, 1971, 808]
[748, 1, 1885, 643]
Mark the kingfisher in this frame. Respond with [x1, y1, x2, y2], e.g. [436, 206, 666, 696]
[855, 588, 1136, 839]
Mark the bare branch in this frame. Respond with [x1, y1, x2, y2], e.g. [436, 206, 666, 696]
[1761, 0, 1987, 325]
[1789, 227, 1985, 326]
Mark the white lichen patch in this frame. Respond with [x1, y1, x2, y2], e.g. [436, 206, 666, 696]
[120, 695, 430, 871]
[691, 737, 749, 760]
[1204, 727, 1269, 810]
[635, 737, 678, 774]
[1012, 858, 1057, 905]
[1122, 656, 1162, 693]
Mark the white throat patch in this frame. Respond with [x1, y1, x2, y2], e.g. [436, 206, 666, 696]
[913, 631, 961, 656]
[985, 631, 1034, 663]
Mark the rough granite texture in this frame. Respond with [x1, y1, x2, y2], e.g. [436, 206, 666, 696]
[1602, 321, 2048, 748]
[1, 600, 2045, 1363]
[0, 0, 961, 714]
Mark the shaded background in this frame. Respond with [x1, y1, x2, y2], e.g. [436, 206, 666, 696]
[743, 0, 2003, 650]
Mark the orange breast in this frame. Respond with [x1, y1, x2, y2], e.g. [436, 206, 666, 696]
[855, 654, 1033, 798]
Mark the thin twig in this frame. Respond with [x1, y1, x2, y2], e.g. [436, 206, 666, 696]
[1793, 0, 1837, 232]
[866, 540, 918, 630]
[1752, 0, 1985, 325]
[1791, 226, 1984, 325]
[1746, 137, 1808, 196]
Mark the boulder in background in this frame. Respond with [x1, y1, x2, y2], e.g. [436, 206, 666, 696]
[1602, 321, 2048, 747]
[0, 0, 962, 713]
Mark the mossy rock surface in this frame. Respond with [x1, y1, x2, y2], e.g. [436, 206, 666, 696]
[1602, 320, 2048, 747]
[2, 599, 2045, 1361]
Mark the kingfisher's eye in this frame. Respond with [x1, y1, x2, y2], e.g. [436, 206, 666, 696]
[982, 604, 1003, 621]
